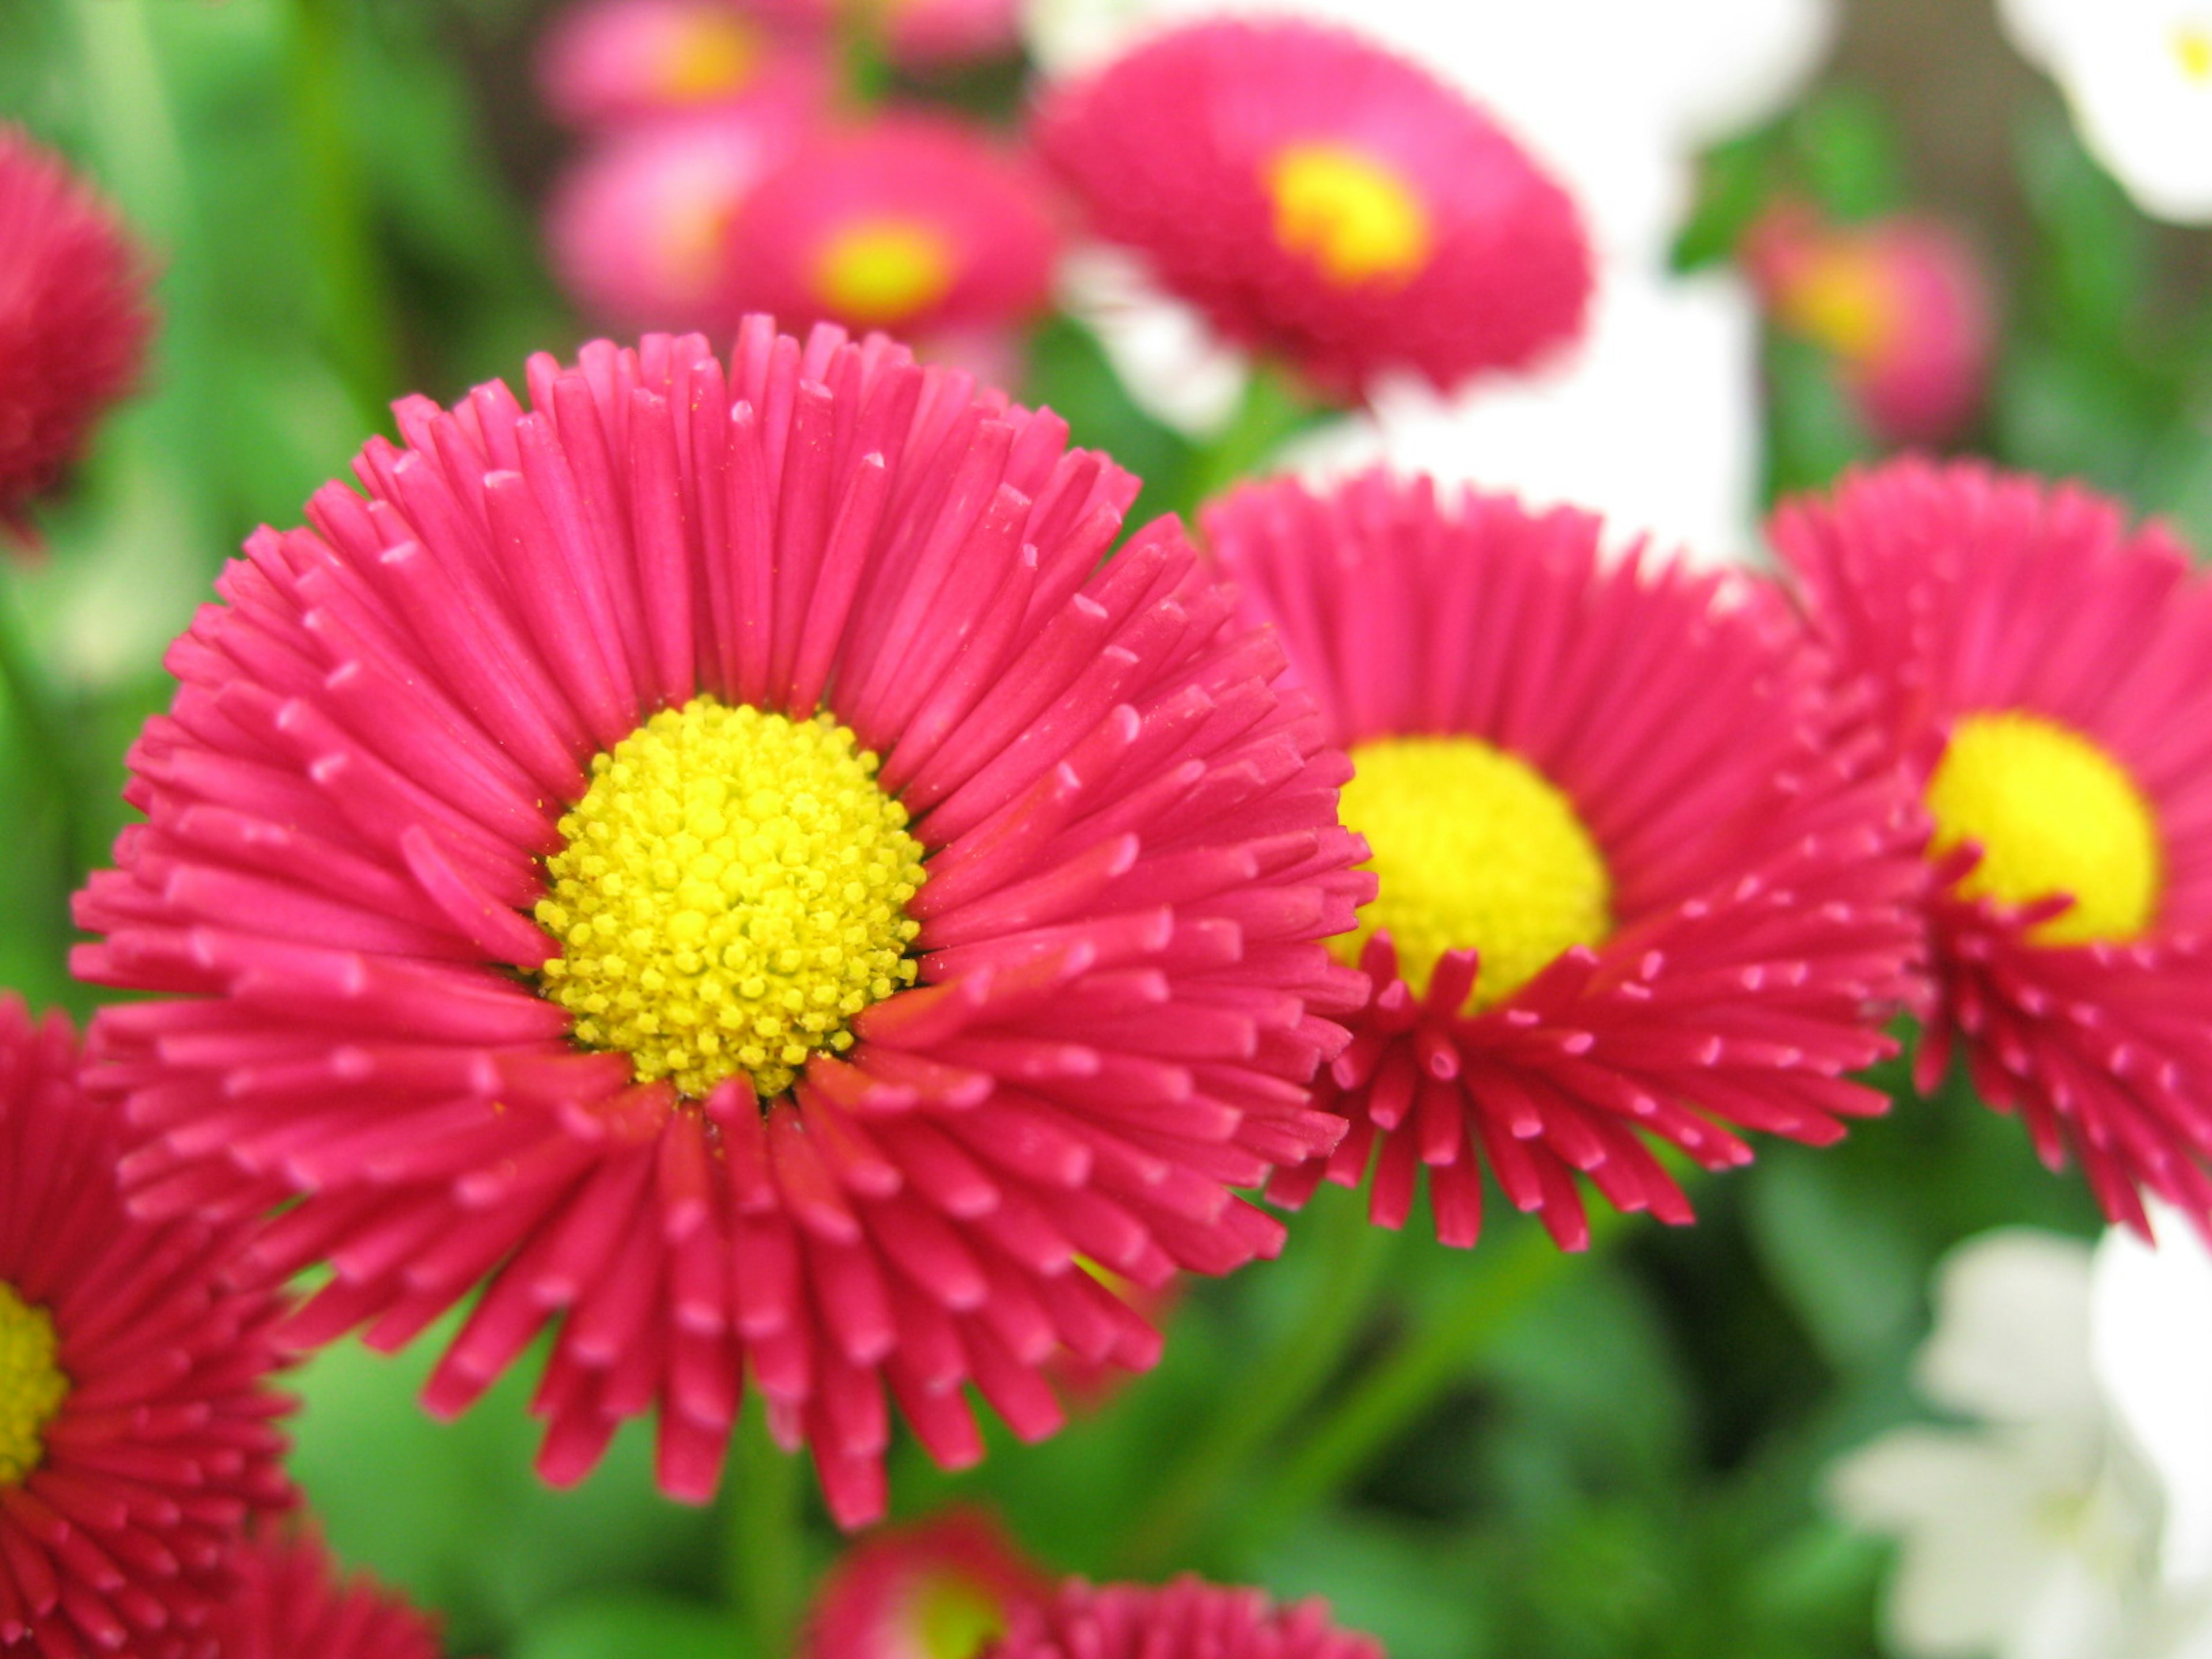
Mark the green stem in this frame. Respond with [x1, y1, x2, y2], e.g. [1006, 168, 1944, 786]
[1182, 360, 1326, 512]
[1115, 1187, 1395, 1578]
[728, 1397, 808, 1659]
[286, 0, 403, 427]
[1222, 1207, 1630, 1563]
[0, 593, 87, 952]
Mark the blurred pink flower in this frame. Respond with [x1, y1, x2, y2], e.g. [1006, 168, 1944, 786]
[1745, 202, 1994, 446]
[537, 0, 834, 131]
[993, 1578, 1382, 1659]
[802, 1509, 1052, 1659]
[868, 0, 1023, 70]
[214, 1528, 449, 1659]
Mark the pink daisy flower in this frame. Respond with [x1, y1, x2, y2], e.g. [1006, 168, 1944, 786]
[1032, 18, 1590, 404]
[801, 1508, 1051, 1659]
[1746, 203, 1994, 448]
[719, 113, 1059, 342]
[546, 111, 802, 334]
[1773, 457, 2212, 1233]
[1206, 471, 1927, 1249]
[0, 126, 154, 547]
[0, 998, 293, 1659]
[989, 1578, 1379, 1659]
[212, 1528, 445, 1659]
[75, 319, 1370, 1528]
[536, 0, 833, 132]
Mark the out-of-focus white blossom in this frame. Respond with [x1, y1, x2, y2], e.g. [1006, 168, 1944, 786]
[1833, 1218, 2212, 1659]
[1281, 266, 1763, 563]
[1997, 0, 2212, 224]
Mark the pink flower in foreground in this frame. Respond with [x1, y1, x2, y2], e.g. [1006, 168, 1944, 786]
[213, 1529, 445, 1659]
[0, 126, 154, 546]
[720, 113, 1059, 342]
[1746, 202, 1994, 446]
[1774, 457, 2212, 1233]
[75, 319, 1370, 1528]
[1033, 18, 1590, 403]
[0, 999, 293, 1659]
[802, 1508, 1051, 1659]
[1208, 471, 1926, 1248]
[989, 1578, 1380, 1659]
[546, 111, 801, 333]
[537, 0, 832, 131]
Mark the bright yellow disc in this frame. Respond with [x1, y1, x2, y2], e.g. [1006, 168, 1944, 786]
[0, 1281, 66, 1487]
[1265, 141, 1433, 288]
[812, 218, 958, 328]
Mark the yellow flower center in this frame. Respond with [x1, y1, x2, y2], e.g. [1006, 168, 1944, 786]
[2174, 22, 2212, 84]
[0, 1281, 66, 1487]
[535, 698, 926, 1100]
[812, 218, 959, 328]
[1926, 710, 2162, 946]
[655, 12, 763, 103]
[1777, 245, 1901, 362]
[1336, 735, 1612, 1007]
[915, 1573, 1010, 1659]
[1265, 141, 1433, 289]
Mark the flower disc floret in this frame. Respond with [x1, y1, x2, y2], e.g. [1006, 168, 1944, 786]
[1207, 470, 1926, 1250]
[1927, 710, 2162, 946]
[76, 319, 1370, 1529]
[536, 699, 925, 1098]
[0, 1281, 65, 1484]
[1266, 144, 1432, 290]
[1774, 457, 2212, 1233]
[1337, 736, 1610, 1007]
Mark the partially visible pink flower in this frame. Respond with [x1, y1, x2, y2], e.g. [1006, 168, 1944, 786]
[0, 998, 294, 1659]
[546, 110, 801, 332]
[1745, 202, 1994, 447]
[214, 1528, 446, 1659]
[0, 125, 154, 547]
[537, 0, 834, 131]
[803, 1509, 1052, 1659]
[719, 112, 1060, 340]
[1775, 458, 2212, 1235]
[1033, 18, 1590, 404]
[1046, 1262, 1177, 1410]
[989, 1578, 1381, 1659]
[866, 0, 1022, 71]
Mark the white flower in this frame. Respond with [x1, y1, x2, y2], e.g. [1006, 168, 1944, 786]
[1997, 0, 2212, 224]
[1832, 1220, 2212, 1659]
[1279, 265, 1764, 564]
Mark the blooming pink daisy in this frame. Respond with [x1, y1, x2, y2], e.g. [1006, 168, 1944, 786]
[988, 1578, 1380, 1659]
[546, 110, 802, 333]
[1205, 471, 1927, 1249]
[1746, 203, 1994, 447]
[0, 126, 154, 547]
[719, 113, 1059, 342]
[0, 998, 293, 1659]
[536, 0, 834, 132]
[75, 319, 1370, 1528]
[1774, 457, 2212, 1233]
[212, 1528, 445, 1659]
[1032, 18, 1590, 403]
[801, 1508, 1051, 1659]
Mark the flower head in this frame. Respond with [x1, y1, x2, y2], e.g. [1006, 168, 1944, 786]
[1033, 17, 1590, 403]
[801, 1508, 1051, 1659]
[1206, 470, 1926, 1248]
[213, 1527, 446, 1659]
[547, 110, 801, 332]
[1745, 202, 1994, 446]
[988, 1577, 1381, 1659]
[75, 319, 1370, 1528]
[1774, 457, 2212, 1233]
[0, 126, 154, 547]
[537, 0, 833, 131]
[862, 0, 1021, 71]
[0, 998, 294, 1659]
[720, 114, 1060, 341]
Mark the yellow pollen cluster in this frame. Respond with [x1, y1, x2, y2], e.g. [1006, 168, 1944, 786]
[813, 218, 959, 328]
[1927, 709, 2162, 946]
[1265, 141, 1434, 288]
[916, 1573, 1011, 1659]
[2175, 22, 2212, 84]
[1336, 734, 1612, 1009]
[535, 699, 927, 1100]
[0, 1281, 66, 1487]
[657, 13, 763, 102]
[1779, 246, 1901, 361]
